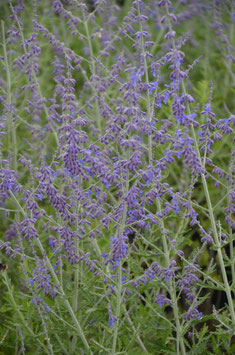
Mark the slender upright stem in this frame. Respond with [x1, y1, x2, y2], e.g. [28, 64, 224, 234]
[1, 21, 17, 172]
[156, 200, 186, 355]
[228, 156, 235, 293]
[112, 170, 129, 355]
[136, 2, 153, 164]
[181, 81, 235, 324]
[82, 7, 102, 133]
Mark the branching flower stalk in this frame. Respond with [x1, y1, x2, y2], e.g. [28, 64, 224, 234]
[36, 237, 92, 352]
[136, 2, 186, 353]
[156, 199, 186, 355]
[165, 0, 235, 325]
[2, 273, 49, 353]
[82, 4, 102, 133]
[9, 2, 59, 148]
[136, 1, 153, 164]
[86, 198, 148, 353]
[1, 21, 17, 172]
[112, 168, 129, 355]
[9, 190, 92, 353]
[187, 115, 235, 324]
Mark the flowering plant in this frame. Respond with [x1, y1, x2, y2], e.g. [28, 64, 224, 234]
[0, 0, 234, 354]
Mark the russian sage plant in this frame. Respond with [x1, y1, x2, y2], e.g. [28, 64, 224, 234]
[0, 0, 234, 354]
